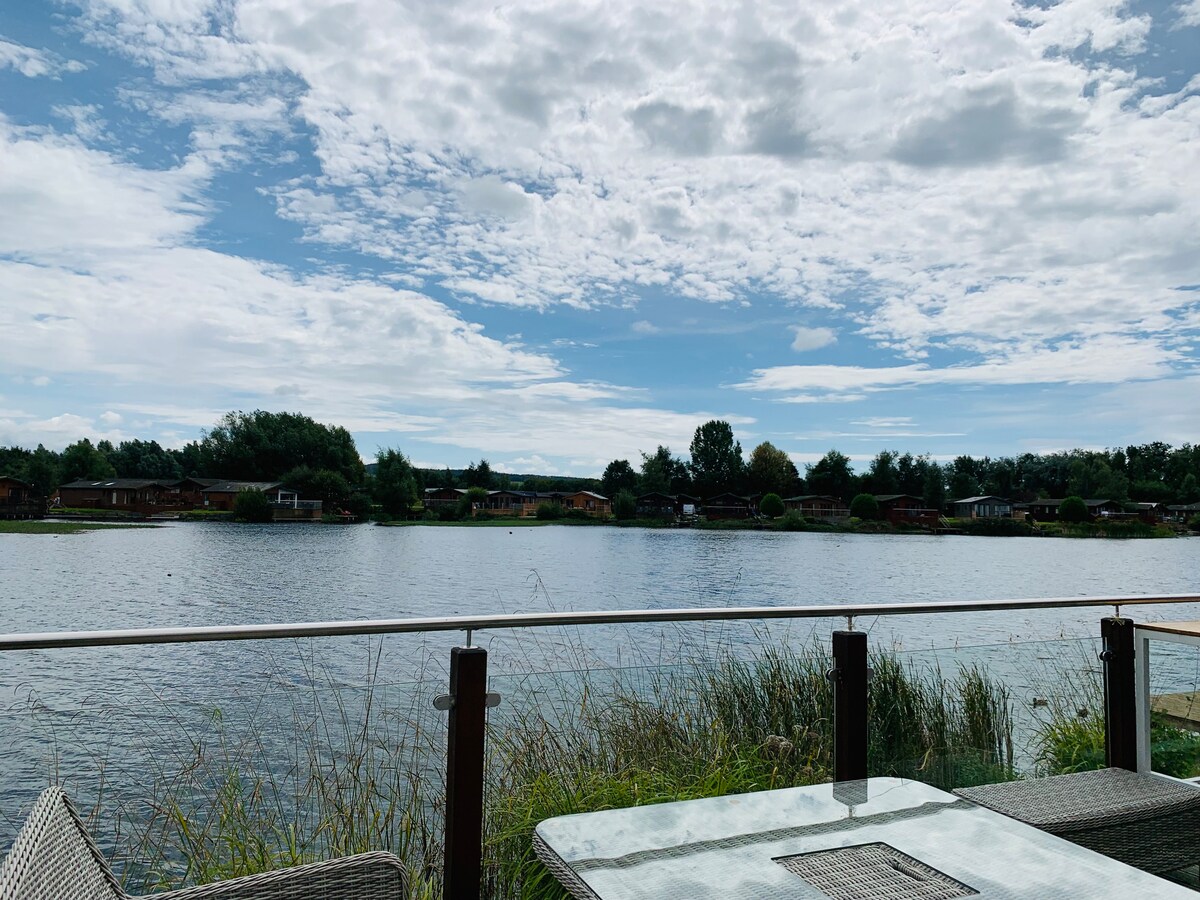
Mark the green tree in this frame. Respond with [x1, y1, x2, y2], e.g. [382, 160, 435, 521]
[1058, 495, 1089, 523]
[458, 486, 490, 518]
[689, 420, 744, 496]
[199, 410, 363, 483]
[281, 466, 351, 507]
[233, 488, 273, 522]
[24, 445, 61, 498]
[107, 439, 183, 480]
[866, 450, 900, 495]
[805, 450, 855, 502]
[639, 446, 689, 494]
[601, 459, 639, 499]
[462, 459, 495, 490]
[922, 462, 946, 513]
[613, 489, 637, 520]
[747, 442, 799, 497]
[1181, 473, 1200, 504]
[535, 501, 564, 520]
[374, 449, 419, 516]
[849, 493, 880, 520]
[948, 455, 982, 500]
[759, 493, 785, 518]
[59, 439, 116, 482]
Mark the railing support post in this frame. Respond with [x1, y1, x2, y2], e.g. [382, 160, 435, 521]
[443, 644, 488, 900]
[831, 629, 869, 782]
[1101, 616, 1137, 771]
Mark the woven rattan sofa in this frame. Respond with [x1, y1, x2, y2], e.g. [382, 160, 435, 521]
[0, 786, 406, 900]
[955, 767, 1200, 874]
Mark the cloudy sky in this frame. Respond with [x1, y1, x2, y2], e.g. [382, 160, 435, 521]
[1, 0, 1198, 475]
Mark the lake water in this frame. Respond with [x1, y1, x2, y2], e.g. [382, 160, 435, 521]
[2, 522, 1199, 848]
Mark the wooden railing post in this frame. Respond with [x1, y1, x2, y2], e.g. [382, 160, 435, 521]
[831, 629, 869, 782]
[1101, 616, 1137, 771]
[442, 644, 488, 899]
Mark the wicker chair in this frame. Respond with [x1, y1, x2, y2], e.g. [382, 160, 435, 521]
[0, 787, 406, 900]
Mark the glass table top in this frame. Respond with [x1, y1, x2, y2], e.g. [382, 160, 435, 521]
[535, 777, 1198, 899]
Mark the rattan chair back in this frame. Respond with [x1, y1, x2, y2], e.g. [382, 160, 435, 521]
[0, 787, 126, 900]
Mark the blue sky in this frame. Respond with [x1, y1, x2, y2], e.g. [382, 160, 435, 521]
[1, 0, 1198, 476]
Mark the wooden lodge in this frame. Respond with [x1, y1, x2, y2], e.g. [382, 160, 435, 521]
[702, 493, 755, 520]
[56, 478, 185, 514]
[949, 496, 1014, 519]
[783, 495, 845, 519]
[1, 476, 44, 519]
[875, 494, 940, 529]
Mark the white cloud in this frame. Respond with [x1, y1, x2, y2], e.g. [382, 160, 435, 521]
[736, 335, 1183, 397]
[0, 39, 84, 78]
[1175, 0, 1200, 28]
[790, 326, 837, 352]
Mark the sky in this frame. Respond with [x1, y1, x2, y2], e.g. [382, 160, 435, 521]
[1, 0, 1198, 477]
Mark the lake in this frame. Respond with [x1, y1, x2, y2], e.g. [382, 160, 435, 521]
[2, 522, 1199, 845]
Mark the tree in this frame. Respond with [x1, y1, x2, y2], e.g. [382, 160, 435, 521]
[282, 466, 351, 507]
[462, 459, 495, 490]
[760, 493, 785, 518]
[613, 489, 637, 520]
[59, 439, 116, 482]
[1058, 496, 1089, 523]
[199, 410, 364, 484]
[866, 450, 900, 495]
[805, 450, 855, 502]
[639, 445, 689, 494]
[24, 445, 60, 498]
[374, 448, 419, 516]
[106, 439, 182, 480]
[601, 459, 639, 499]
[458, 486, 489, 518]
[1181, 473, 1200, 504]
[922, 462, 946, 513]
[849, 493, 880, 520]
[947, 455, 982, 500]
[747, 442, 799, 497]
[689, 420, 744, 496]
[233, 488, 273, 522]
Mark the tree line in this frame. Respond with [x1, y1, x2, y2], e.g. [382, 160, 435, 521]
[3, 411, 1199, 516]
[597, 424, 1200, 508]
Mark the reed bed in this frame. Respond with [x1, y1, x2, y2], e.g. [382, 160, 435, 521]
[21, 640, 1017, 900]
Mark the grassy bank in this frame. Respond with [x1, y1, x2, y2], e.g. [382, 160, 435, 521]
[82, 643, 1014, 899]
[0, 520, 158, 534]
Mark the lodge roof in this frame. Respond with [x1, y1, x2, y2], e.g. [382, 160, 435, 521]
[952, 496, 1012, 504]
[59, 479, 173, 490]
[201, 481, 283, 493]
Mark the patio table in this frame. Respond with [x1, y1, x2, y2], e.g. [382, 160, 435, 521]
[533, 777, 1198, 899]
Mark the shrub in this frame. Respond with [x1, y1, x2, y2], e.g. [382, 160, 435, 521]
[612, 490, 637, 520]
[759, 493, 785, 518]
[1058, 495, 1089, 523]
[777, 511, 808, 531]
[232, 489, 272, 522]
[849, 493, 880, 520]
[1188, 515, 1200, 533]
[457, 486, 489, 519]
[535, 502, 563, 520]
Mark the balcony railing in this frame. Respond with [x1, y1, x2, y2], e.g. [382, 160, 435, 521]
[2, 593, 1199, 899]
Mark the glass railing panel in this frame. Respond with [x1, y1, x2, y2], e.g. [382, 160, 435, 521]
[0, 635, 448, 894]
[1143, 636, 1200, 780]
[872, 638, 1110, 795]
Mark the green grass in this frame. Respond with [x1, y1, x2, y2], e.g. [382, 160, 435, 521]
[0, 520, 159, 534]
[66, 641, 1016, 900]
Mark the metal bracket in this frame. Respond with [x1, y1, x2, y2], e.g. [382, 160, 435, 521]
[433, 691, 502, 711]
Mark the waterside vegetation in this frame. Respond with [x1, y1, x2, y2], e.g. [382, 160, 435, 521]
[62, 643, 1032, 900]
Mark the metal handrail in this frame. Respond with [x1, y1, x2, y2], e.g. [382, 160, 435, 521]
[1, 593, 1197, 652]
